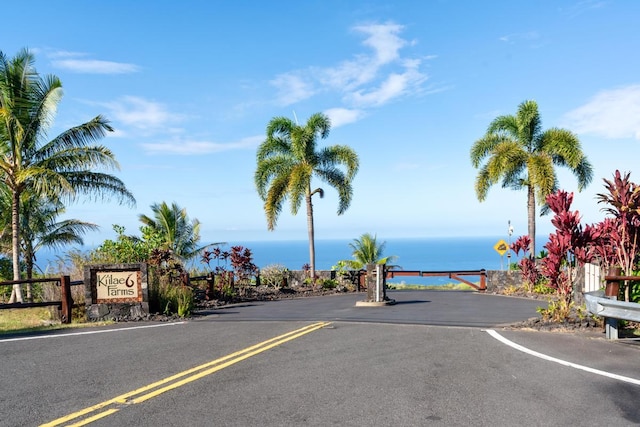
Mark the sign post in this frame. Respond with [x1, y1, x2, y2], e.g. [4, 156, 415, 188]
[493, 239, 509, 271]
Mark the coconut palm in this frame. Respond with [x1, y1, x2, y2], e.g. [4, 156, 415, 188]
[138, 201, 202, 262]
[0, 49, 135, 302]
[344, 233, 398, 269]
[470, 100, 593, 257]
[255, 113, 359, 282]
[0, 191, 98, 300]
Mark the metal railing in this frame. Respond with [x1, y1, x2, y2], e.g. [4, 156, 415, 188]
[584, 274, 640, 339]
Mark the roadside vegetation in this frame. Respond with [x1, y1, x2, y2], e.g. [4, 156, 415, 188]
[1, 51, 638, 335]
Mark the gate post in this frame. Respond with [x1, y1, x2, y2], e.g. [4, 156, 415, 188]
[356, 264, 394, 306]
[60, 275, 73, 324]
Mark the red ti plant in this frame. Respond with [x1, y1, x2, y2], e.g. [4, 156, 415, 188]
[511, 235, 540, 292]
[596, 170, 640, 277]
[229, 246, 259, 286]
[541, 190, 598, 308]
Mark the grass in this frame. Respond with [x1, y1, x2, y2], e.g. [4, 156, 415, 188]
[0, 307, 55, 332]
[0, 307, 111, 335]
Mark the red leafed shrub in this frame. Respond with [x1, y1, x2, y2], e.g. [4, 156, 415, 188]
[541, 190, 598, 311]
[511, 235, 540, 291]
[596, 170, 640, 276]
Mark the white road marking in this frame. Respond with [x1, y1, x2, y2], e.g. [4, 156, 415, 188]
[0, 321, 187, 343]
[486, 329, 640, 386]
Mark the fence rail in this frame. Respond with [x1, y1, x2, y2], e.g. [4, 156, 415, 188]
[585, 274, 640, 339]
[0, 276, 74, 323]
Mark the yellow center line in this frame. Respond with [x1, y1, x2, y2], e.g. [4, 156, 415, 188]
[40, 321, 330, 427]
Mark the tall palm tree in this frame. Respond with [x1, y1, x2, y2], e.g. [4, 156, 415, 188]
[0, 49, 135, 302]
[0, 191, 98, 300]
[470, 100, 593, 257]
[138, 201, 202, 262]
[255, 113, 359, 281]
[345, 233, 398, 269]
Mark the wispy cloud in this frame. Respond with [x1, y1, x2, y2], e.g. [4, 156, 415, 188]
[562, 0, 609, 18]
[562, 84, 640, 140]
[270, 21, 432, 115]
[141, 135, 262, 155]
[499, 31, 541, 44]
[97, 96, 183, 132]
[324, 108, 365, 128]
[270, 73, 317, 105]
[48, 50, 140, 74]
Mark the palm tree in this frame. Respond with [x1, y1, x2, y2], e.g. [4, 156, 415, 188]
[0, 191, 98, 300]
[0, 49, 135, 302]
[470, 100, 593, 257]
[344, 233, 398, 269]
[138, 201, 202, 262]
[255, 113, 359, 281]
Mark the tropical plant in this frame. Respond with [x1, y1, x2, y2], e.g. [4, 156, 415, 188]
[470, 100, 593, 257]
[595, 170, 640, 277]
[254, 113, 359, 282]
[89, 225, 153, 264]
[0, 49, 135, 302]
[138, 201, 203, 263]
[0, 192, 98, 300]
[259, 264, 289, 288]
[201, 245, 258, 297]
[0, 193, 98, 277]
[540, 190, 599, 316]
[510, 235, 540, 292]
[341, 233, 398, 270]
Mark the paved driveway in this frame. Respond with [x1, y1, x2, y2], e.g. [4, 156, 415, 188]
[198, 290, 546, 327]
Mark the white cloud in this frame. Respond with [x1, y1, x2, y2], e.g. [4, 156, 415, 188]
[347, 59, 427, 107]
[562, 0, 609, 18]
[99, 96, 182, 131]
[499, 31, 540, 44]
[52, 59, 140, 74]
[324, 108, 365, 128]
[270, 21, 430, 111]
[270, 73, 316, 105]
[562, 84, 640, 139]
[48, 50, 139, 74]
[353, 22, 406, 65]
[142, 135, 262, 155]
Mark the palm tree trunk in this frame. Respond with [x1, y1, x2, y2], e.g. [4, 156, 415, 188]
[9, 190, 23, 303]
[25, 245, 34, 302]
[527, 185, 536, 259]
[305, 193, 316, 287]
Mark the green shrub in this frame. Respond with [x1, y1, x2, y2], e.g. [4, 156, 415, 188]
[320, 279, 338, 290]
[260, 264, 289, 288]
[537, 299, 572, 322]
[533, 282, 556, 295]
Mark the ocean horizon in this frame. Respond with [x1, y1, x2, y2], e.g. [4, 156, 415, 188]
[35, 236, 544, 286]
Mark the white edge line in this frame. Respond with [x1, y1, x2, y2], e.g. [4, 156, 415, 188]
[0, 321, 187, 343]
[486, 329, 640, 386]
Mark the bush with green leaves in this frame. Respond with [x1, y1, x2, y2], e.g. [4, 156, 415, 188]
[259, 264, 289, 288]
[319, 278, 338, 290]
[89, 225, 158, 264]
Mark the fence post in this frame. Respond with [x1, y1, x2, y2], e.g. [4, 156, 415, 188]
[479, 269, 487, 291]
[60, 275, 73, 324]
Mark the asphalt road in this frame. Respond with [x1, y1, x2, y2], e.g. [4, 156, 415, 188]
[2, 290, 640, 426]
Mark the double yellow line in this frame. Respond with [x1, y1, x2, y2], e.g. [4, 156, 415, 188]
[41, 321, 330, 427]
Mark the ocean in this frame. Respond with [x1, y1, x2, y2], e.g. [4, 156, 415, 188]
[36, 236, 540, 286]
[235, 237, 528, 286]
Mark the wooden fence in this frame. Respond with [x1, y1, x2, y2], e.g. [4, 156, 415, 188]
[0, 276, 75, 323]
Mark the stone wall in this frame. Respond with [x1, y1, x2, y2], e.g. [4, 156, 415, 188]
[486, 270, 523, 293]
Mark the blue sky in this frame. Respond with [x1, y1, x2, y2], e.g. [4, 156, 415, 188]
[2, 0, 640, 247]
